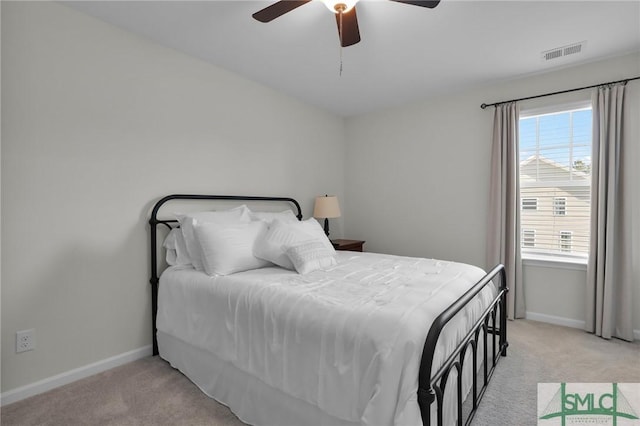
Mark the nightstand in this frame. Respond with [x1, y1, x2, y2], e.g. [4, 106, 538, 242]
[331, 239, 365, 252]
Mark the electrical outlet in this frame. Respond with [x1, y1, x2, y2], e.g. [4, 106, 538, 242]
[16, 329, 36, 353]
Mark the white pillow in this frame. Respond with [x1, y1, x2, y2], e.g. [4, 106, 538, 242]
[296, 217, 336, 254]
[163, 228, 191, 266]
[285, 240, 337, 274]
[253, 219, 316, 270]
[249, 209, 298, 224]
[177, 206, 251, 271]
[165, 247, 178, 266]
[194, 220, 271, 276]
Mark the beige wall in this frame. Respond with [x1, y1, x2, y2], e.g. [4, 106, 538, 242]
[344, 52, 640, 333]
[1, 1, 345, 393]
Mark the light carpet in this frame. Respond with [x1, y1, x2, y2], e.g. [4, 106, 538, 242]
[2, 320, 638, 425]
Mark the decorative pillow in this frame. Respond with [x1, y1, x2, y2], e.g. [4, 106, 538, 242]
[249, 209, 298, 224]
[285, 240, 337, 274]
[194, 220, 271, 276]
[163, 228, 191, 266]
[296, 217, 336, 254]
[253, 219, 316, 270]
[177, 205, 251, 271]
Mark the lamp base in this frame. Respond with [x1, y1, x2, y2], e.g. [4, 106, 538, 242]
[323, 218, 330, 237]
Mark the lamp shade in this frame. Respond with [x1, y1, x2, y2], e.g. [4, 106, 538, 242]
[313, 195, 341, 219]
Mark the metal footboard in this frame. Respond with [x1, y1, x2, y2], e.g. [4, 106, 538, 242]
[418, 264, 508, 426]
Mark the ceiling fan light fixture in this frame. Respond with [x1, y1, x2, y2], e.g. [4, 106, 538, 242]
[320, 0, 359, 13]
[253, 0, 439, 48]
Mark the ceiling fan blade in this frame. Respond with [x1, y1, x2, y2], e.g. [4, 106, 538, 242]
[335, 6, 361, 47]
[388, 0, 440, 8]
[252, 1, 312, 23]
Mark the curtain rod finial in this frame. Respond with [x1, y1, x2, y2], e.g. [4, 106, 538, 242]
[480, 103, 488, 109]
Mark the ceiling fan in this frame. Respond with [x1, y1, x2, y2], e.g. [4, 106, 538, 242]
[252, 0, 440, 47]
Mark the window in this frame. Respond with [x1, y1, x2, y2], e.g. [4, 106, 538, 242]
[522, 198, 538, 210]
[522, 229, 536, 248]
[553, 197, 567, 216]
[519, 103, 592, 258]
[560, 231, 572, 252]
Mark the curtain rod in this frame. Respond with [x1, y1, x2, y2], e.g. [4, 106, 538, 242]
[480, 76, 640, 109]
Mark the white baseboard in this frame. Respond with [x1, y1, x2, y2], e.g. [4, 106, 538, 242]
[525, 311, 585, 330]
[0, 345, 153, 407]
[526, 311, 640, 341]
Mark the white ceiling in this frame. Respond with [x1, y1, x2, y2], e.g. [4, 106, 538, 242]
[65, 0, 640, 117]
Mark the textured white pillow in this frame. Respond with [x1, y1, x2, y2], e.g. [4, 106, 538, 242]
[163, 228, 191, 266]
[177, 206, 251, 271]
[285, 240, 337, 274]
[296, 217, 336, 254]
[253, 219, 316, 270]
[249, 209, 298, 224]
[194, 220, 270, 276]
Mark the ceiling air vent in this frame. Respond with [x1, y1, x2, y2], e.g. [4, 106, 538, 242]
[541, 41, 586, 61]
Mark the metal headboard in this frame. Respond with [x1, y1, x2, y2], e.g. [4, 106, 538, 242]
[148, 194, 303, 355]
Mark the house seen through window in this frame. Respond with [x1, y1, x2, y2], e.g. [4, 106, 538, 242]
[519, 103, 592, 258]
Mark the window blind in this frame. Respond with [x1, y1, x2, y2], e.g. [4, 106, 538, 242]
[519, 106, 592, 257]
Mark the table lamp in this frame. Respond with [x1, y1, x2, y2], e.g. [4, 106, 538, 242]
[313, 195, 341, 237]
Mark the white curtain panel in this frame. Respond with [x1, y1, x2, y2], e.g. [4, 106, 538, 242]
[486, 102, 525, 319]
[586, 83, 634, 341]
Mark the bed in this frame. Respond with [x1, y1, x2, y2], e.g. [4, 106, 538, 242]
[149, 194, 508, 426]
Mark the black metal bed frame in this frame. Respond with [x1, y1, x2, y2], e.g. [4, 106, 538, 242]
[149, 194, 508, 426]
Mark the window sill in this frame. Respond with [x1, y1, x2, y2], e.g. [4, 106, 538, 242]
[522, 253, 588, 271]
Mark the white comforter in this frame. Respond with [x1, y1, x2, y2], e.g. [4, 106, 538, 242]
[157, 251, 495, 425]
